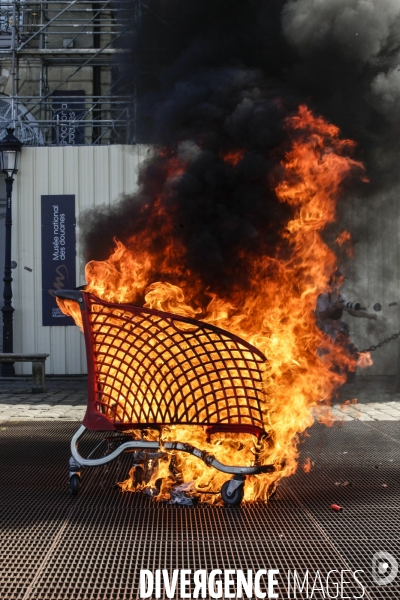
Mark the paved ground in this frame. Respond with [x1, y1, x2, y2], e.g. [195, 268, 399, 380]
[0, 377, 87, 422]
[333, 375, 400, 421]
[1, 381, 399, 599]
[1, 374, 400, 422]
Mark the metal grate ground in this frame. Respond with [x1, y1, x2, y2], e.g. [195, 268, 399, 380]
[0, 421, 399, 599]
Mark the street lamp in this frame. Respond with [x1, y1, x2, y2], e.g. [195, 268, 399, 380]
[0, 127, 22, 376]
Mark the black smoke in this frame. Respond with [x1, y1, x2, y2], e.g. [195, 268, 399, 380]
[82, 0, 400, 294]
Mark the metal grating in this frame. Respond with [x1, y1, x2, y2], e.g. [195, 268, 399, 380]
[84, 293, 267, 431]
[0, 421, 399, 599]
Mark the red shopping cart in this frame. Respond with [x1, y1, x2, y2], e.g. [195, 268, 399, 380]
[56, 290, 276, 505]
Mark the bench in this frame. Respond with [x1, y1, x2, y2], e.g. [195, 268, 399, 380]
[0, 354, 49, 393]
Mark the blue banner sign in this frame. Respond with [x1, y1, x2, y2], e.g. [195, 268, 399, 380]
[41, 195, 76, 326]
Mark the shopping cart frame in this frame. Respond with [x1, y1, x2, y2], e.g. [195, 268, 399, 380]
[56, 290, 276, 505]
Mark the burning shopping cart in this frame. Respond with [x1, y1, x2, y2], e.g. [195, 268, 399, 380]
[56, 290, 276, 506]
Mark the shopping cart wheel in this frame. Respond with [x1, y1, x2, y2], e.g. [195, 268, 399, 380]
[221, 480, 244, 506]
[69, 474, 80, 496]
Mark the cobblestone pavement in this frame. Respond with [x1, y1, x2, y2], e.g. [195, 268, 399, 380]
[0, 377, 87, 422]
[1, 375, 400, 422]
[332, 375, 400, 421]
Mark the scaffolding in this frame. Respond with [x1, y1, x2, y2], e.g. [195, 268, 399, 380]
[0, 0, 135, 145]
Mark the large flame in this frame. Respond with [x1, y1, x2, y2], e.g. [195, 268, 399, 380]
[59, 105, 367, 503]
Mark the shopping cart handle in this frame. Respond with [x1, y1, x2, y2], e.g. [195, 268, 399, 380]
[55, 290, 83, 303]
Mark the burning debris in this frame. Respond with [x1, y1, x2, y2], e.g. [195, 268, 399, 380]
[58, 0, 400, 503]
[58, 106, 366, 504]
[302, 458, 313, 473]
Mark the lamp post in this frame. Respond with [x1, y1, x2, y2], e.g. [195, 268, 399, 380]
[0, 127, 22, 376]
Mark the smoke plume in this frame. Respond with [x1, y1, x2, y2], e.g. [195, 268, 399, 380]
[282, 0, 400, 188]
[82, 0, 400, 295]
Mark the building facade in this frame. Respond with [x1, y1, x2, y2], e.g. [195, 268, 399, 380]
[3, 144, 149, 374]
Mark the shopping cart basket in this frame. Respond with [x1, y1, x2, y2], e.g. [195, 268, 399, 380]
[56, 290, 276, 505]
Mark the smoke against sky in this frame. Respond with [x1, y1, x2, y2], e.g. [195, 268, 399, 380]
[282, 0, 400, 186]
[130, 0, 400, 182]
[282, 0, 400, 62]
[82, 0, 400, 295]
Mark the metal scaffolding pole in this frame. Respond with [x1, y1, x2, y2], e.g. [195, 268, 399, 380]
[0, 0, 134, 145]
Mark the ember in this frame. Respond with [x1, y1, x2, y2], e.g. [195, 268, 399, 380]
[220, 149, 246, 166]
[335, 231, 354, 258]
[58, 105, 366, 503]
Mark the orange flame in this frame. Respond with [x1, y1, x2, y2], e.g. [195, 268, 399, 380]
[220, 149, 246, 166]
[58, 105, 368, 503]
[335, 231, 352, 246]
[358, 352, 373, 368]
[335, 230, 354, 257]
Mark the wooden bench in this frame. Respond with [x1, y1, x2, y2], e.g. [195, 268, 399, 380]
[0, 354, 49, 393]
